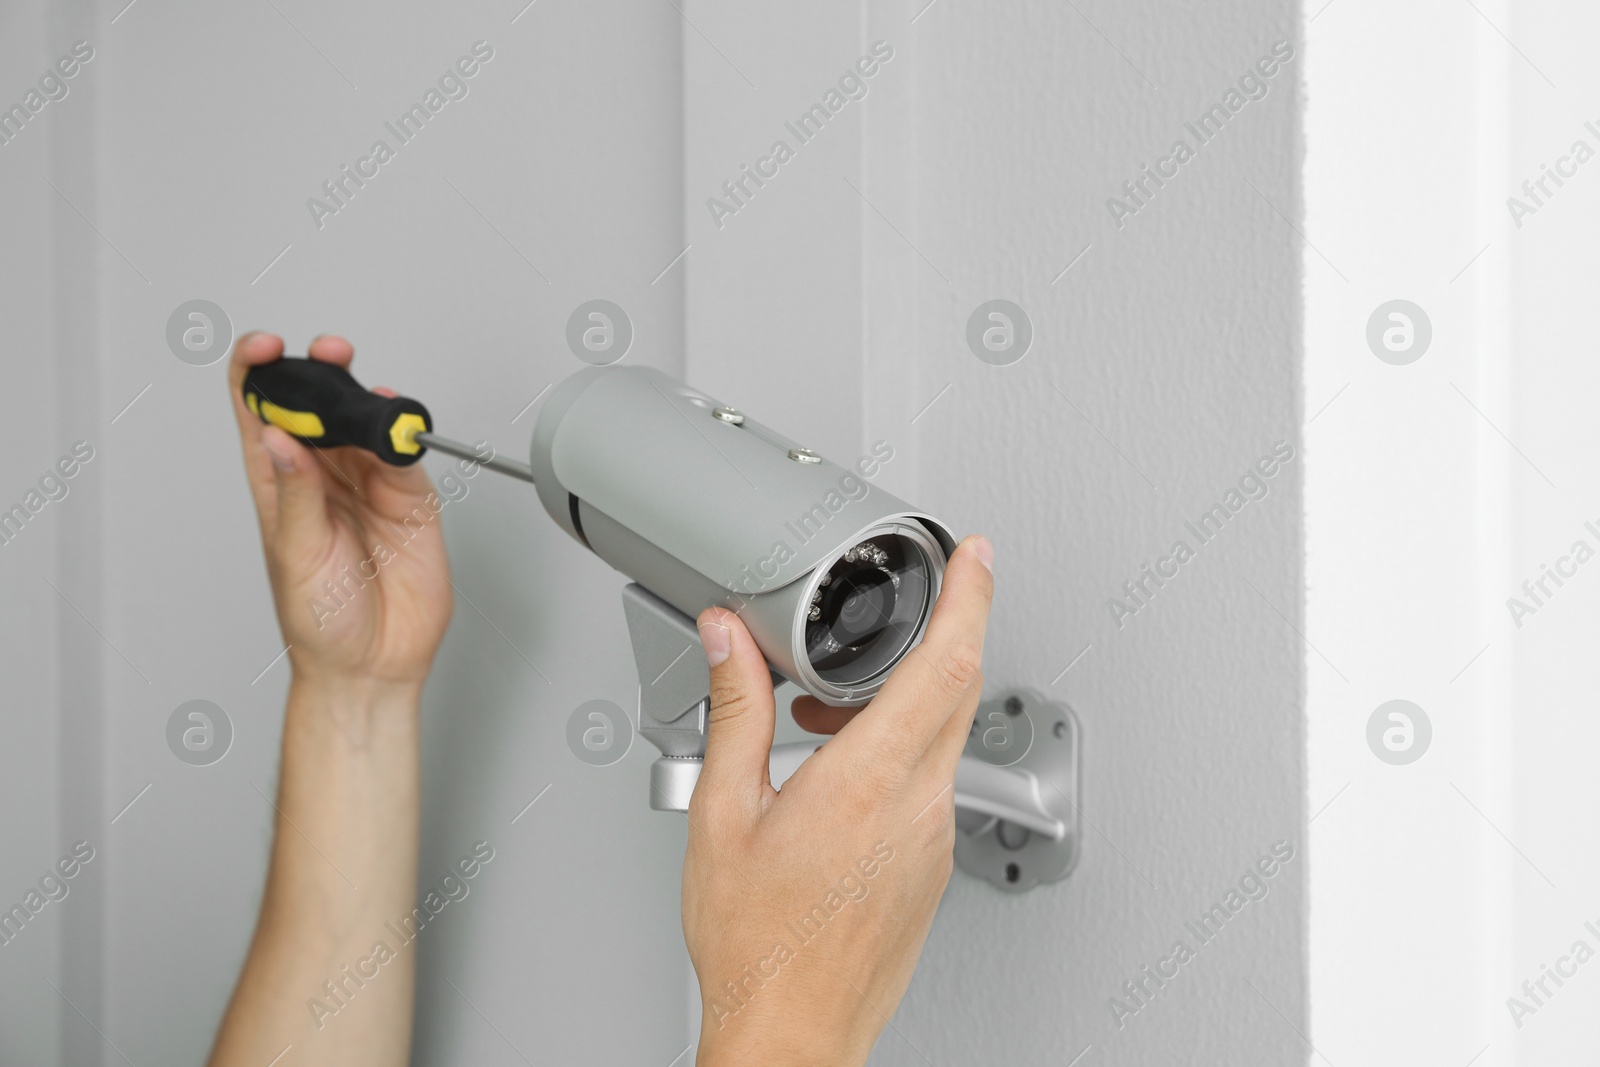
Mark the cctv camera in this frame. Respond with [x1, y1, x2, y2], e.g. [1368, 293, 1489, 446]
[241, 357, 1079, 878]
[527, 366, 956, 706]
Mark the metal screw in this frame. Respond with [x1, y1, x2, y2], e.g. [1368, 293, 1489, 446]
[1004, 696, 1023, 717]
[788, 447, 822, 464]
[712, 406, 745, 425]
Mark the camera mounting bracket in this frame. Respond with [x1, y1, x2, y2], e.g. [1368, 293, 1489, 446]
[953, 689, 1082, 892]
[623, 584, 1081, 892]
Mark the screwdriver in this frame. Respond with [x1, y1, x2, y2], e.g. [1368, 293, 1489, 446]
[240, 357, 534, 482]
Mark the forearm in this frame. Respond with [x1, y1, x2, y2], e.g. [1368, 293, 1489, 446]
[209, 676, 423, 1067]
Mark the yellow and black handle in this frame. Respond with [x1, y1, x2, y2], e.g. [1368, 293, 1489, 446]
[242, 358, 432, 466]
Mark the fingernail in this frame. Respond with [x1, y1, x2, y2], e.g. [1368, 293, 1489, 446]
[698, 615, 731, 668]
[971, 535, 994, 573]
[262, 430, 295, 473]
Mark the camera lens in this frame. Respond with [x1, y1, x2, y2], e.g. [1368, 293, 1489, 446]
[819, 568, 896, 646]
[805, 533, 935, 686]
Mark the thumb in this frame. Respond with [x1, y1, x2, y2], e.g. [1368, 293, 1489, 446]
[696, 607, 776, 812]
[259, 425, 330, 560]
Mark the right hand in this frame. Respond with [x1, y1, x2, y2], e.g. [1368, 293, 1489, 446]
[682, 535, 995, 1066]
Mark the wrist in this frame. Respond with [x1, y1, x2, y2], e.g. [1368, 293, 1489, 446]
[696, 1016, 867, 1067]
[697, 1039, 865, 1067]
[289, 669, 425, 703]
[285, 672, 424, 751]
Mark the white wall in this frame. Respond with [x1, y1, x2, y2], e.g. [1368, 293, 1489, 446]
[1504, 5, 1600, 1063]
[1, 1, 1306, 1063]
[1302, 0, 1516, 1061]
[1306, 1, 1600, 1064]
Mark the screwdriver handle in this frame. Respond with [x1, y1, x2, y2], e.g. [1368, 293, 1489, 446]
[241, 357, 432, 466]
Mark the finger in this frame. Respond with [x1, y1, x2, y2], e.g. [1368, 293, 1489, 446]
[227, 329, 285, 402]
[920, 680, 984, 783]
[845, 535, 994, 764]
[227, 332, 287, 525]
[306, 333, 355, 366]
[791, 695, 862, 736]
[227, 331, 285, 423]
[259, 424, 330, 562]
[696, 608, 777, 816]
[361, 455, 437, 525]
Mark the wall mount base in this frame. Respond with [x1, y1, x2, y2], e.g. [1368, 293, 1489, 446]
[953, 690, 1082, 893]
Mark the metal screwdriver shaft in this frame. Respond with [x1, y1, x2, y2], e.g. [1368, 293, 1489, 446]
[414, 431, 535, 483]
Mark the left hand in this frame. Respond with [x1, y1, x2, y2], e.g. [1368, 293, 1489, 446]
[228, 332, 454, 689]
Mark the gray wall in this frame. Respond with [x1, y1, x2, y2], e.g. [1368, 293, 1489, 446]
[683, 1, 1306, 1062]
[1, 0, 1304, 1063]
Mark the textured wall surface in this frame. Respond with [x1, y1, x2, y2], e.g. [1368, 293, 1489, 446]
[94, 4, 695, 1062]
[2, 4, 104, 1063]
[2, 0, 1303, 1063]
[884, 3, 1306, 1063]
[8, 2, 695, 1064]
[682, 1, 1306, 1063]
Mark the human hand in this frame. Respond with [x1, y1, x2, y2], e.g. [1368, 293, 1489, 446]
[683, 535, 995, 1066]
[228, 332, 453, 691]
[210, 335, 450, 1067]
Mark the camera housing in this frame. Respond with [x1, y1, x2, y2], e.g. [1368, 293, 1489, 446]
[529, 366, 956, 705]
